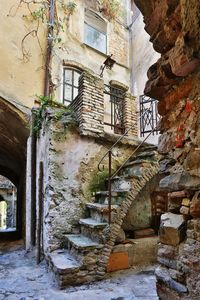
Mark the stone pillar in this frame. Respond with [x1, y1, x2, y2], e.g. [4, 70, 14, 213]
[123, 93, 137, 136]
[70, 71, 104, 136]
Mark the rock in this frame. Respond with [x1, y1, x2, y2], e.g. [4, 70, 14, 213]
[180, 206, 190, 215]
[190, 191, 200, 218]
[157, 243, 179, 260]
[155, 265, 188, 293]
[182, 198, 190, 206]
[159, 157, 176, 174]
[159, 213, 186, 246]
[159, 173, 200, 191]
[115, 228, 126, 244]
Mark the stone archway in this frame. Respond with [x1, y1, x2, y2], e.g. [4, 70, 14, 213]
[0, 96, 29, 240]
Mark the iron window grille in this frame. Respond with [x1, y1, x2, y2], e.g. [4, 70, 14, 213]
[139, 95, 160, 137]
[63, 68, 81, 105]
[104, 84, 125, 134]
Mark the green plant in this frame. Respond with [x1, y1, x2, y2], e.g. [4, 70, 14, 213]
[98, 0, 123, 20]
[88, 170, 109, 194]
[8, 0, 77, 61]
[33, 95, 52, 136]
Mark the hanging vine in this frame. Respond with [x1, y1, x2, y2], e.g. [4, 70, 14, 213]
[8, 0, 77, 62]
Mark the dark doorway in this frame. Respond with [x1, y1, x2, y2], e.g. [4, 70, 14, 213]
[0, 97, 29, 241]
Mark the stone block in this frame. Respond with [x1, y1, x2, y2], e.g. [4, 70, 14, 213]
[180, 206, 190, 215]
[107, 252, 129, 272]
[159, 213, 186, 246]
[155, 265, 188, 293]
[190, 191, 200, 218]
[157, 243, 179, 260]
[159, 173, 200, 191]
[182, 198, 190, 207]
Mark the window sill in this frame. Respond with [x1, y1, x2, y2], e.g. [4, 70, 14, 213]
[83, 43, 108, 57]
[83, 43, 129, 70]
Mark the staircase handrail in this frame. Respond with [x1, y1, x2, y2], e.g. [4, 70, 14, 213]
[97, 104, 154, 173]
[96, 103, 159, 225]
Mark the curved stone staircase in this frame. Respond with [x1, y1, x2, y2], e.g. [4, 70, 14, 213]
[47, 145, 159, 288]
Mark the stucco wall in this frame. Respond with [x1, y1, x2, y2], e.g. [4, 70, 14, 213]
[0, 1, 45, 108]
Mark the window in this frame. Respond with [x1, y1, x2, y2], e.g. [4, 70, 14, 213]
[63, 68, 81, 105]
[84, 9, 107, 54]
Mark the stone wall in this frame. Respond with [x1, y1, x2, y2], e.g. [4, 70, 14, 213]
[36, 110, 140, 253]
[134, 0, 200, 298]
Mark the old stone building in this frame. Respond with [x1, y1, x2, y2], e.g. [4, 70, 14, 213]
[1, 0, 200, 298]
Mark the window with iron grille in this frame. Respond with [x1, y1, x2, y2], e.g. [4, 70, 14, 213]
[104, 84, 125, 134]
[63, 68, 81, 105]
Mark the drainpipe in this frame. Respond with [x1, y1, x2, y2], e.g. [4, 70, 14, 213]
[44, 0, 55, 98]
[36, 0, 55, 264]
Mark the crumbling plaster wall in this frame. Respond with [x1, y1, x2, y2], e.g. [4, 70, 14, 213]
[37, 114, 138, 253]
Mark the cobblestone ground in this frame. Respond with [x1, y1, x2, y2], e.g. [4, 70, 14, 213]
[0, 241, 159, 300]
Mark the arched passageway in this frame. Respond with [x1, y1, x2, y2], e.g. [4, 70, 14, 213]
[0, 96, 29, 240]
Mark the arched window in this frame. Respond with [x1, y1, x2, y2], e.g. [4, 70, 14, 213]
[63, 68, 81, 105]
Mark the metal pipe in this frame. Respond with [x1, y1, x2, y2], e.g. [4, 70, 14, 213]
[44, 0, 54, 97]
[108, 150, 112, 225]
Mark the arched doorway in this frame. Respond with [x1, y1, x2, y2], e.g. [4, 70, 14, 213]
[0, 96, 29, 240]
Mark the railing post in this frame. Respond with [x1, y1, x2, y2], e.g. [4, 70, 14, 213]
[108, 150, 112, 225]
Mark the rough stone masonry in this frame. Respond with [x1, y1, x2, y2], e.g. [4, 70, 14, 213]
[134, 0, 200, 299]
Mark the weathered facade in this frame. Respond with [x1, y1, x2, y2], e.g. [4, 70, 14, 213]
[0, 0, 170, 290]
[134, 0, 200, 298]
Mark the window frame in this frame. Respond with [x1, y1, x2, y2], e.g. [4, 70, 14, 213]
[63, 67, 81, 105]
[84, 9, 107, 54]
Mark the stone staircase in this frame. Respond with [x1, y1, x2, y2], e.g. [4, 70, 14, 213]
[47, 145, 159, 288]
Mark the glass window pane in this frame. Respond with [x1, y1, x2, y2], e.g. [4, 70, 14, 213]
[64, 69, 72, 84]
[84, 23, 107, 54]
[64, 85, 72, 102]
[73, 87, 79, 99]
[74, 71, 80, 87]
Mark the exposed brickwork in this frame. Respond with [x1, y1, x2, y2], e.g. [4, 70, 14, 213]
[70, 71, 104, 136]
[123, 93, 138, 136]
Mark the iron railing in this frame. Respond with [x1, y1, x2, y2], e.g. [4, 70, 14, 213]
[139, 95, 160, 137]
[98, 103, 158, 224]
[104, 84, 125, 134]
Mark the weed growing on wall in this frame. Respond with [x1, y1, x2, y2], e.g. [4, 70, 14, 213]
[33, 95, 76, 136]
[98, 0, 123, 20]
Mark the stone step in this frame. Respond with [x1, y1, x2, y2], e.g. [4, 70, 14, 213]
[47, 249, 81, 275]
[47, 249, 98, 288]
[64, 234, 103, 250]
[126, 157, 157, 165]
[94, 190, 128, 205]
[79, 218, 107, 243]
[86, 202, 118, 222]
[135, 150, 157, 159]
[79, 218, 107, 228]
[105, 176, 132, 191]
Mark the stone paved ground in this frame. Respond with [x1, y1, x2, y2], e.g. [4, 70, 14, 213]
[0, 241, 159, 300]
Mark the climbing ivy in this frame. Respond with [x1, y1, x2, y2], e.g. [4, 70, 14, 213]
[32, 95, 76, 136]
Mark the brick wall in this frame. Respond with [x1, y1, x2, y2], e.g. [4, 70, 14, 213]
[70, 71, 104, 136]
